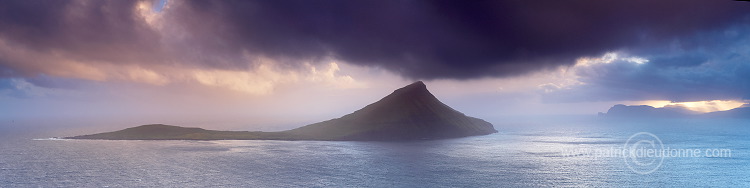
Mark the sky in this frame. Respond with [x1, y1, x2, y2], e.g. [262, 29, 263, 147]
[1, 0, 750, 131]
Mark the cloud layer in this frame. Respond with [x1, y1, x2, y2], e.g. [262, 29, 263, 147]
[168, 0, 750, 79]
[1, 0, 750, 103]
[541, 23, 750, 102]
[2, 0, 750, 80]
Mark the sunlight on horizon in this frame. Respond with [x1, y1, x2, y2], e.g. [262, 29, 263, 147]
[629, 100, 747, 113]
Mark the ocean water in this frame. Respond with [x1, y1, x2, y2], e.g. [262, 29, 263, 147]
[1, 119, 750, 187]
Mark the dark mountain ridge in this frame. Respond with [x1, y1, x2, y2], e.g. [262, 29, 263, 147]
[286, 81, 496, 140]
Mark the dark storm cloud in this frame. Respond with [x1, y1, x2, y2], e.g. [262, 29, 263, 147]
[0, 0, 164, 74]
[1, 0, 750, 101]
[170, 0, 750, 79]
[1, 0, 749, 80]
[543, 23, 750, 102]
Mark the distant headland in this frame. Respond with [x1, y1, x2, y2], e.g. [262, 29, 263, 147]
[68, 81, 498, 141]
[599, 104, 750, 119]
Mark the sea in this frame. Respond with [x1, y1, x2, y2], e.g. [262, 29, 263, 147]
[1, 117, 749, 187]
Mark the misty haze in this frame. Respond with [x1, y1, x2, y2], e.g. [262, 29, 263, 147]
[2, 0, 750, 187]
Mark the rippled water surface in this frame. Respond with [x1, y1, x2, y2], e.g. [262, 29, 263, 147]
[2, 120, 749, 187]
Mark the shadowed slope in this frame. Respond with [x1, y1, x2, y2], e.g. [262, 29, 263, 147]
[285, 81, 497, 140]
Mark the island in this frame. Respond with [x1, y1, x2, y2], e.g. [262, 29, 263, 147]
[68, 81, 498, 141]
[599, 104, 750, 119]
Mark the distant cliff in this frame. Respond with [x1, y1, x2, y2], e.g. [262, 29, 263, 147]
[69, 81, 497, 141]
[599, 104, 750, 119]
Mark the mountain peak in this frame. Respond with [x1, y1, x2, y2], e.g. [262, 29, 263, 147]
[288, 81, 497, 140]
[405, 80, 426, 89]
[391, 81, 428, 95]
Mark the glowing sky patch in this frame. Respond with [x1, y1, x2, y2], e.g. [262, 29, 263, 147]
[627, 100, 747, 113]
